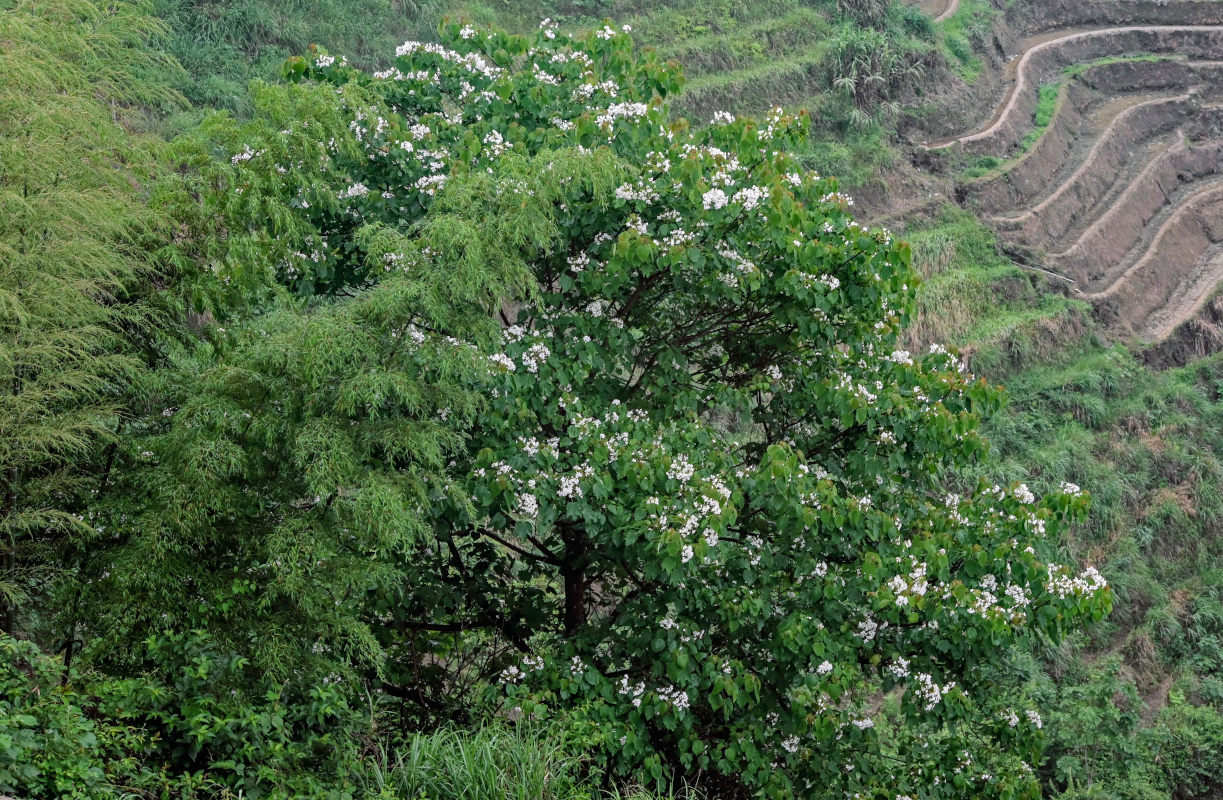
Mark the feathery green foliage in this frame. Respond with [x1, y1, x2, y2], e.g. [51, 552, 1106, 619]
[0, 0, 178, 638]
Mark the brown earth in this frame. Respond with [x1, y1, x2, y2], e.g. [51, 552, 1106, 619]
[876, 0, 1223, 350]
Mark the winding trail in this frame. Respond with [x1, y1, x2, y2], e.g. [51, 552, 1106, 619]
[923, 25, 1223, 150]
[933, 0, 960, 25]
[907, 15, 1223, 343]
[913, 0, 960, 25]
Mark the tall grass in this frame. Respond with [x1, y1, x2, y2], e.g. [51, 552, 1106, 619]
[362, 725, 694, 800]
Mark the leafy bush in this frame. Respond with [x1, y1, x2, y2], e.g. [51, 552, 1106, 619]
[0, 635, 129, 799]
[103, 630, 366, 798]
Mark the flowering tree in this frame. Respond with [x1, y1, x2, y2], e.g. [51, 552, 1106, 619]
[106, 18, 1110, 798]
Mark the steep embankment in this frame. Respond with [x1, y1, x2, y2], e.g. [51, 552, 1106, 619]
[914, 6, 1223, 350]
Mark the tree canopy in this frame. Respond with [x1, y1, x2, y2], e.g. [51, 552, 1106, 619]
[72, 18, 1111, 797]
[1, 4, 1113, 798]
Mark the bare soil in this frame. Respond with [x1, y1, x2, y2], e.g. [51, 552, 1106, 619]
[876, 0, 1223, 350]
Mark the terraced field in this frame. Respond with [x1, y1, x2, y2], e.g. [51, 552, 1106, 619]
[922, 0, 1223, 345]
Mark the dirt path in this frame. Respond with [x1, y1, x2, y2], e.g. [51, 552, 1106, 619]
[923, 26, 1223, 149]
[934, 0, 960, 24]
[1141, 245, 1223, 340]
[1141, 672, 1177, 726]
[1079, 183, 1223, 336]
[915, 0, 959, 23]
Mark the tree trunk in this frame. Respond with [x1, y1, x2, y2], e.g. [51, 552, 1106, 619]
[560, 524, 586, 636]
[2, 466, 17, 635]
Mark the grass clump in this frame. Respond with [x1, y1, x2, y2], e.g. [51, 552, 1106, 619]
[938, 0, 994, 81]
[1062, 52, 1180, 80]
[1020, 82, 1062, 150]
[364, 725, 698, 799]
[904, 207, 1088, 372]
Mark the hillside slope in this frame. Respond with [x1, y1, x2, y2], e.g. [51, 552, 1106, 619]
[905, 2, 1223, 349]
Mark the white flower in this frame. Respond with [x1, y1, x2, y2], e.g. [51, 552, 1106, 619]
[615, 183, 659, 203]
[230, 145, 263, 165]
[483, 129, 509, 156]
[656, 685, 690, 711]
[618, 676, 646, 707]
[567, 252, 590, 273]
[667, 455, 695, 483]
[816, 660, 833, 675]
[702, 188, 729, 210]
[338, 182, 370, 200]
[517, 493, 539, 518]
[488, 353, 516, 372]
[595, 102, 648, 128]
[521, 343, 551, 374]
[711, 111, 735, 125]
[732, 186, 765, 210]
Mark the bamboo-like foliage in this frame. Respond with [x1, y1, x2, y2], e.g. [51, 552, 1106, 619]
[826, 24, 928, 121]
[0, 0, 175, 634]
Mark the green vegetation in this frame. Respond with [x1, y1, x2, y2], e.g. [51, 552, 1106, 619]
[10, 0, 1223, 797]
[150, 0, 433, 116]
[0, 0, 180, 647]
[1, 0, 1120, 797]
[144, 0, 950, 186]
[1022, 83, 1062, 151]
[364, 725, 686, 800]
[1061, 53, 1180, 80]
